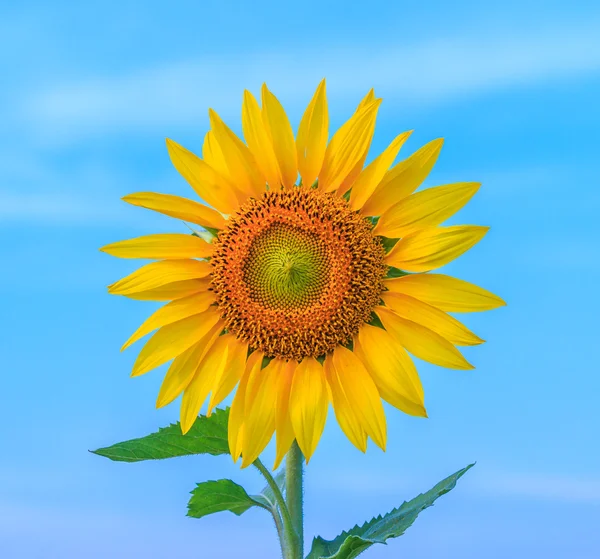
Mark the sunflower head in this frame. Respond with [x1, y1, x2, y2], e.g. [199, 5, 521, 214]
[101, 80, 505, 469]
[211, 187, 387, 361]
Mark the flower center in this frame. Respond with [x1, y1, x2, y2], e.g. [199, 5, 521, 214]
[243, 223, 329, 310]
[211, 188, 387, 361]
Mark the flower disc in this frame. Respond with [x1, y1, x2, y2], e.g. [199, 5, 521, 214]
[211, 187, 387, 361]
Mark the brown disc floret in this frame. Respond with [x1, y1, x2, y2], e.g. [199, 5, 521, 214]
[211, 187, 387, 361]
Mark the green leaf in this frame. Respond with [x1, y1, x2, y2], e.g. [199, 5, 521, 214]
[91, 407, 230, 462]
[187, 479, 270, 519]
[306, 464, 474, 559]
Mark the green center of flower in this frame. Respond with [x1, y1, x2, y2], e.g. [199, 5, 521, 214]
[243, 223, 329, 310]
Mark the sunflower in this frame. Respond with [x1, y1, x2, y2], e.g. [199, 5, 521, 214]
[102, 81, 504, 469]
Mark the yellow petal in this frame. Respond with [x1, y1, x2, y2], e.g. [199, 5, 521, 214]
[261, 84, 298, 188]
[101, 234, 213, 260]
[241, 358, 279, 468]
[202, 131, 230, 183]
[382, 292, 484, 346]
[296, 79, 328, 188]
[324, 354, 367, 452]
[121, 291, 216, 351]
[165, 138, 239, 214]
[108, 259, 211, 296]
[203, 127, 264, 203]
[133, 308, 222, 378]
[124, 278, 209, 301]
[357, 88, 376, 110]
[242, 90, 281, 188]
[331, 346, 386, 451]
[361, 139, 444, 217]
[228, 350, 263, 461]
[349, 131, 413, 210]
[272, 360, 298, 470]
[180, 333, 231, 433]
[374, 182, 480, 238]
[206, 335, 249, 415]
[336, 158, 366, 197]
[384, 274, 506, 312]
[386, 225, 489, 272]
[354, 324, 426, 417]
[376, 306, 473, 370]
[156, 344, 207, 409]
[289, 357, 328, 463]
[208, 109, 265, 200]
[122, 192, 225, 230]
[319, 99, 382, 193]
[155, 319, 223, 407]
[334, 89, 380, 196]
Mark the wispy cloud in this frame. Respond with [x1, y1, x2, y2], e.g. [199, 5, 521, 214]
[22, 20, 600, 144]
[1, 161, 591, 226]
[0, 502, 275, 558]
[314, 467, 600, 504]
[472, 471, 600, 503]
[0, 153, 178, 226]
[0, 191, 126, 225]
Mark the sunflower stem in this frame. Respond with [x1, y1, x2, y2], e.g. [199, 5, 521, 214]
[271, 507, 286, 558]
[286, 441, 304, 559]
[254, 458, 297, 558]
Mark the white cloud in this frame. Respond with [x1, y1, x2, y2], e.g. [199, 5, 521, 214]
[22, 20, 600, 144]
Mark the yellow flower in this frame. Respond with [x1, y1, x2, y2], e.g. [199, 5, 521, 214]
[102, 81, 504, 469]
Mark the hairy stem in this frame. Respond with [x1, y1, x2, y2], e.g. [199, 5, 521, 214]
[286, 441, 304, 559]
[254, 458, 298, 558]
[271, 506, 286, 558]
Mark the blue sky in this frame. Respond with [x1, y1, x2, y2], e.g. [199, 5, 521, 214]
[1, 1, 599, 557]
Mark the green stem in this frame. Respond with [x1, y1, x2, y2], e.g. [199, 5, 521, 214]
[286, 441, 304, 559]
[269, 505, 286, 558]
[254, 458, 298, 558]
